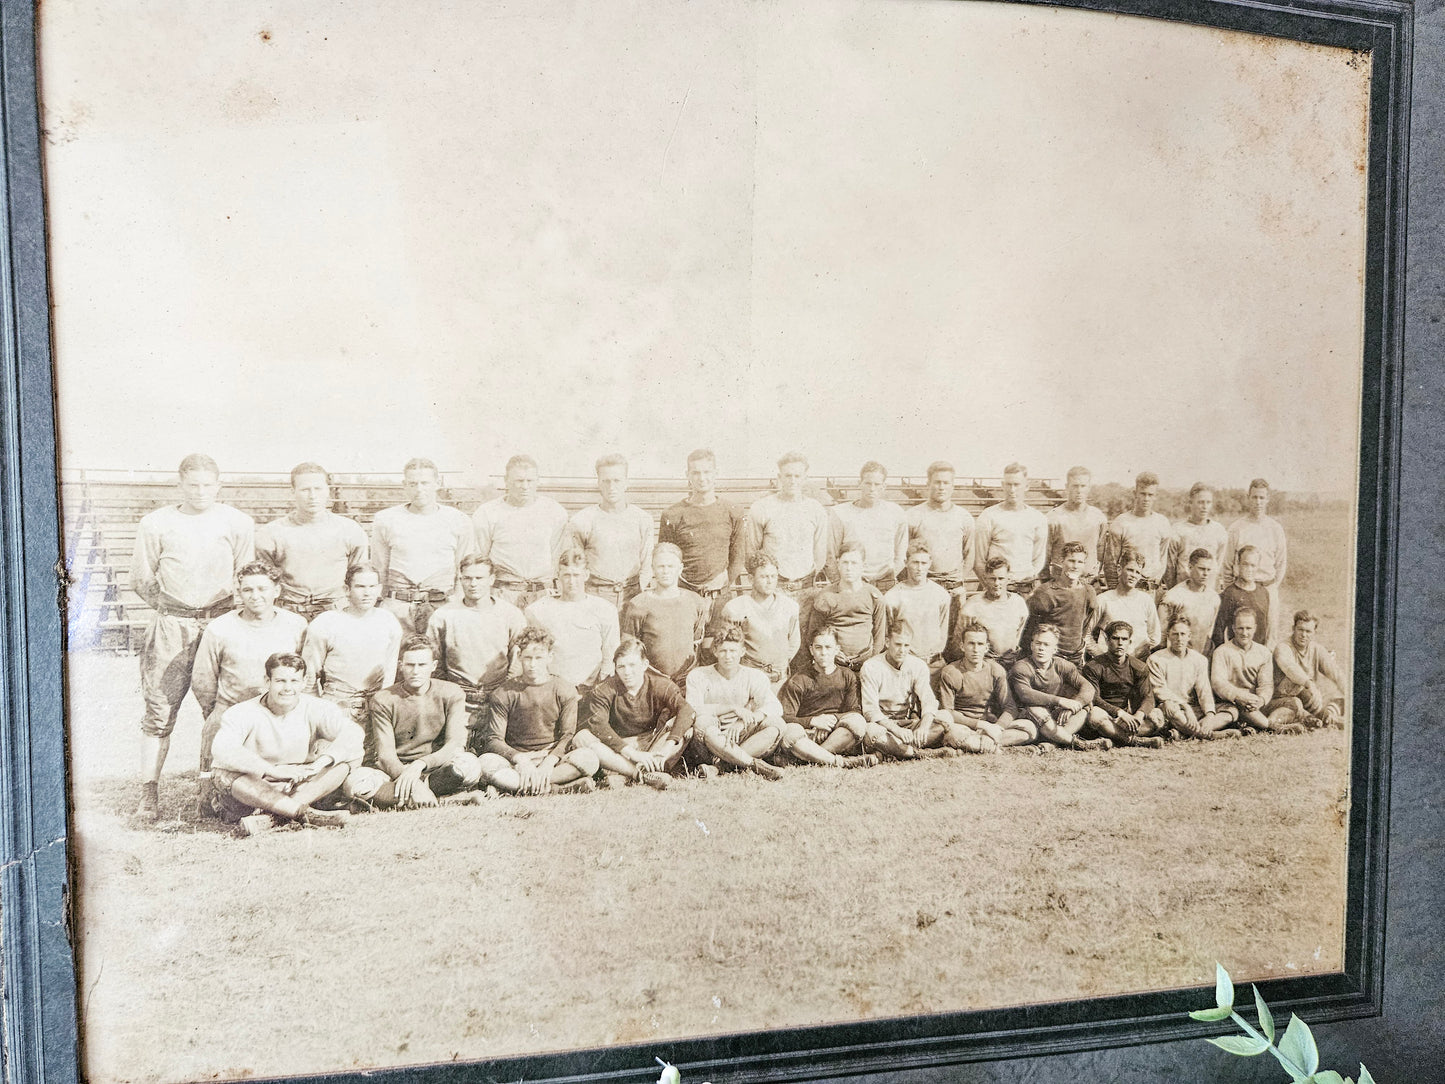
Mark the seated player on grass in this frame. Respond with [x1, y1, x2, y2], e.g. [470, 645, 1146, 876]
[1211, 608, 1306, 735]
[1159, 548, 1221, 657]
[574, 636, 693, 789]
[685, 624, 787, 781]
[883, 541, 952, 676]
[1087, 549, 1160, 660]
[804, 542, 886, 671]
[859, 620, 964, 758]
[1009, 624, 1111, 751]
[1082, 620, 1166, 749]
[207, 652, 359, 834]
[937, 621, 1033, 750]
[1148, 617, 1241, 740]
[1273, 610, 1347, 729]
[718, 551, 801, 690]
[772, 627, 881, 769]
[953, 556, 1030, 667]
[1021, 541, 1098, 668]
[1213, 545, 1273, 650]
[194, 561, 308, 816]
[347, 635, 484, 809]
[301, 563, 404, 725]
[620, 542, 712, 687]
[474, 627, 601, 796]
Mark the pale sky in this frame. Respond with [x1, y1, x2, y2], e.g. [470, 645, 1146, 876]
[39, 0, 1369, 493]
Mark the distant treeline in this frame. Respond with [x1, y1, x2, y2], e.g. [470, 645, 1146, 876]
[1089, 483, 1350, 520]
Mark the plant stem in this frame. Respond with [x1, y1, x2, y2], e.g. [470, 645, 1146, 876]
[1228, 1011, 1309, 1080]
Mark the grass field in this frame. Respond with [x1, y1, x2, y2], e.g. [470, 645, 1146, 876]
[66, 509, 1357, 1084]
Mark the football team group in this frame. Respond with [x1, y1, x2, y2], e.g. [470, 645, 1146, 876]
[123, 450, 1345, 834]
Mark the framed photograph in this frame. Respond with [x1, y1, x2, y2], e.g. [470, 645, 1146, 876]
[3, 0, 1438, 1083]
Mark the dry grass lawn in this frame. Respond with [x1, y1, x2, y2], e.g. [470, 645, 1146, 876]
[66, 509, 1355, 1084]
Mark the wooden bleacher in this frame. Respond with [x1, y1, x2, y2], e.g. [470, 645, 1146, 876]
[61, 469, 1061, 654]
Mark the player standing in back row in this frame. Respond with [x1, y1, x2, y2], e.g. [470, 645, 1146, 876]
[748, 451, 830, 601]
[565, 453, 655, 610]
[972, 463, 1047, 594]
[1101, 472, 1173, 591]
[130, 453, 255, 822]
[658, 448, 749, 606]
[370, 458, 475, 633]
[829, 461, 907, 594]
[1045, 466, 1107, 584]
[253, 462, 368, 621]
[473, 454, 570, 608]
[1222, 478, 1288, 641]
[905, 461, 976, 595]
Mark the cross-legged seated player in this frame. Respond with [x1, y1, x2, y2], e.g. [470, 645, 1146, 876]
[1009, 625, 1110, 751]
[685, 625, 787, 780]
[937, 622, 1033, 750]
[1211, 608, 1305, 735]
[207, 652, 360, 833]
[859, 620, 962, 757]
[193, 562, 308, 815]
[1148, 617, 1241, 740]
[1082, 621, 1166, 748]
[772, 627, 881, 769]
[574, 637, 694, 789]
[1273, 610, 1347, 729]
[474, 627, 601, 795]
[347, 635, 483, 809]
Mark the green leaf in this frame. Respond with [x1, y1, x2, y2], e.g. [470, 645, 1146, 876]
[1358, 1066, 1376, 1084]
[1278, 1015, 1321, 1077]
[1309, 1072, 1347, 1084]
[1207, 1035, 1270, 1057]
[1253, 985, 1276, 1043]
[1215, 962, 1235, 1011]
[1189, 1006, 1234, 1022]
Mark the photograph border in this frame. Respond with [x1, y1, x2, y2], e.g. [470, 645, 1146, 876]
[1, 0, 1431, 1081]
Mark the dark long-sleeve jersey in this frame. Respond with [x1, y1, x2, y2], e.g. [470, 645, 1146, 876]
[937, 661, 1014, 720]
[1021, 581, 1098, 658]
[1009, 655, 1095, 711]
[657, 498, 748, 590]
[481, 676, 578, 761]
[806, 585, 886, 664]
[580, 670, 695, 753]
[777, 663, 861, 725]
[1082, 654, 1155, 716]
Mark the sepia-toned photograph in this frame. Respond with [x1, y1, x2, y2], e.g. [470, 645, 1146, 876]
[39, 1, 1370, 1082]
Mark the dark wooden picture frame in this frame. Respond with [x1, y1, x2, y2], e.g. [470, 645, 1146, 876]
[2, 0, 1437, 1081]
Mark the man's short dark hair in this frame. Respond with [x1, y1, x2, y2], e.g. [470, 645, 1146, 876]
[345, 563, 381, 587]
[237, 561, 280, 583]
[459, 553, 495, 574]
[515, 626, 555, 653]
[398, 634, 437, 660]
[265, 652, 307, 677]
[1105, 620, 1134, 640]
[614, 636, 647, 664]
